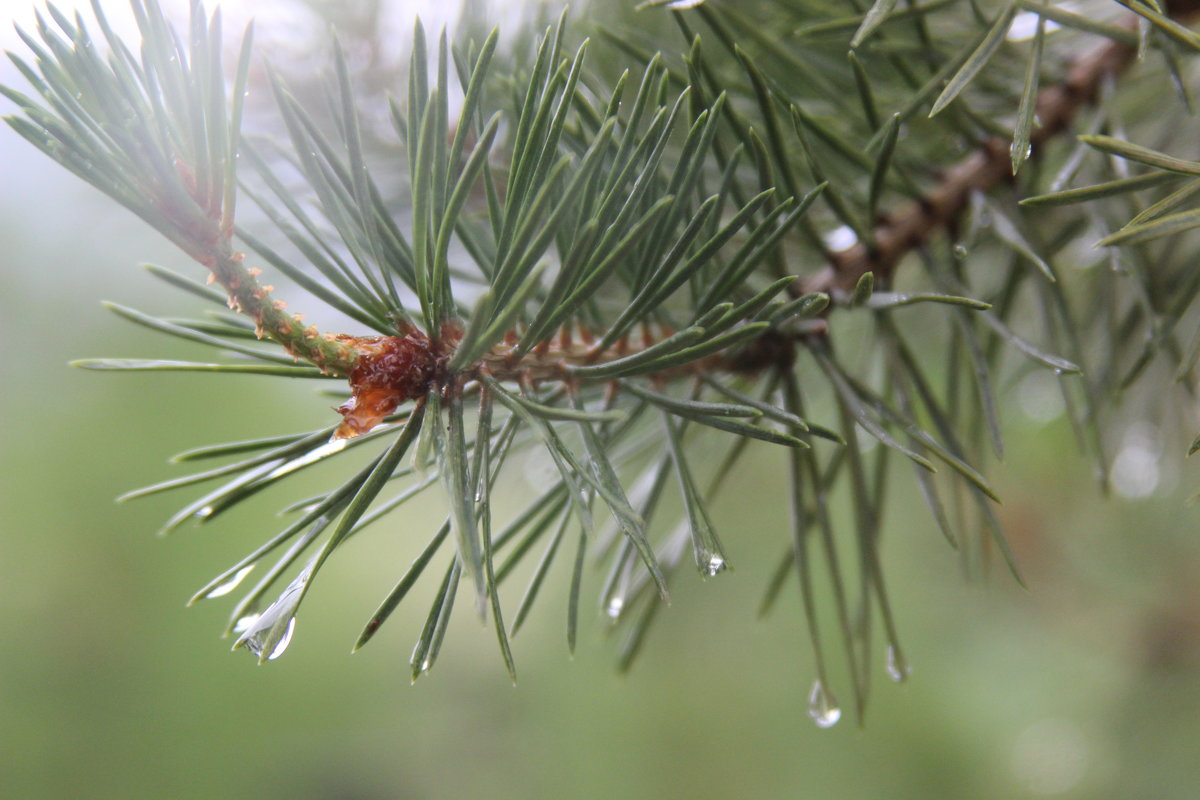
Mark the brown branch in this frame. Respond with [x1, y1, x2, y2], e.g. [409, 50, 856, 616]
[331, 323, 793, 440]
[799, 26, 1143, 296]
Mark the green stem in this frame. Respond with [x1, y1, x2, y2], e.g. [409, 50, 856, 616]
[200, 234, 360, 377]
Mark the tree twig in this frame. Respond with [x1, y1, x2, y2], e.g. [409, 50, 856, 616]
[800, 21, 1147, 296]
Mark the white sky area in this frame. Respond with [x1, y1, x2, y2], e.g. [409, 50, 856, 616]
[1, 0, 524, 133]
[0, 0, 476, 45]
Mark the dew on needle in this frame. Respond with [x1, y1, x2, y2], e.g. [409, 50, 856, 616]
[807, 680, 842, 728]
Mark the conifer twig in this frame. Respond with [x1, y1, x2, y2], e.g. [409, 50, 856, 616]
[800, 5, 1199, 296]
[202, 239, 360, 376]
[9, 0, 1200, 703]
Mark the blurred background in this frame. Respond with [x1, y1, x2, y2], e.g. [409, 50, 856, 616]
[2, 1, 1200, 798]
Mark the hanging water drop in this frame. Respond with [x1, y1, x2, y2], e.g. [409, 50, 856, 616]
[886, 645, 911, 683]
[807, 680, 842, 728]
[953, 244, 969, 260]
[266, 617, 296, 661]
[233, 612, 260, 634]
[606, 596, 625, 619]
[203, 564, 255, 599]
[239, 614, 298, 661]
[704, 553, 727, 576]
[233, 564, 311, 662]
[195, 505, 214, 518]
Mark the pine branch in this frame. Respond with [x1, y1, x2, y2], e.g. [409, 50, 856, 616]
[801, 7, 1169, 296]
[8, 0, 1200, 727]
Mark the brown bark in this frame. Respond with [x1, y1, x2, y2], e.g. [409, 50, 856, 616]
[799, 23, 1145, 296]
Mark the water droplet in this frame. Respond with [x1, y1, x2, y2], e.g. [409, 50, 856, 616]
[233, 613, 260, 634]
[420, 658, 431, 673]
[195, 505, 214, 518]
[704, 553, 727, 576]
[953, 244, 969, 260]
[266, 617, 296, 661]
[823, 224, 859, 251]
[234, 564, 311, 661]
[239, 613, 298, 661]
[606, 596, 624, 619]
[1012, 141, 1032, 161]
[886, 645, 910, 683]
[204, 564, 256, 599]
[807, 680, 841, 728]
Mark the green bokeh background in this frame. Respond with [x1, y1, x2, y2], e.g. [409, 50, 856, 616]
[3, 10, 1200, 800]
